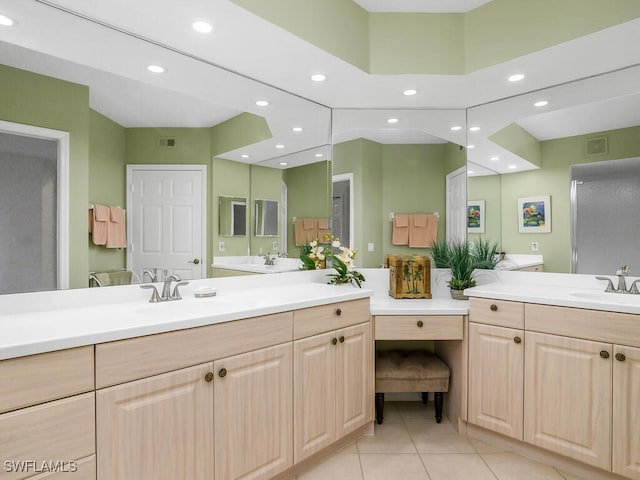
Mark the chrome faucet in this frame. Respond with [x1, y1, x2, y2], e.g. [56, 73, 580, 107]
[140, 273, 189, 302]
[262, 253, 276, 266]
[596, 265, 639, 294]
[142, 268, 157, 283]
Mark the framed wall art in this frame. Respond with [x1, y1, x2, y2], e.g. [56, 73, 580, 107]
[518, 196, 551, 233]
[467, 200, 485, 234]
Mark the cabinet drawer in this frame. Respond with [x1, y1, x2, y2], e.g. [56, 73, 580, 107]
[293, 298, 370, 339]
[469, 298, 524, 329]
[375, 315, 463, 340]
[0, 346, 94, 414]
[0, 393, 95, 480]
[29, 456, 95, 480]
[96, 312, 293, 388]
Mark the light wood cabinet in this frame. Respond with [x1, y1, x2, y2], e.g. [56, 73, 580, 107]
[524, 332, 612, 470]
[0, 393, 95, 480]
[214, 343, 293, 480]
[293, 322, 372, 462]
[613, 344, 640, 480]
[96, 363, 214, 480]
[468, 322, 524, 440]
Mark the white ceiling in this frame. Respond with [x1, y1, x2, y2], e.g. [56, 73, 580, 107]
[0, 0, 639, 169]
[352, 0, 493, 13]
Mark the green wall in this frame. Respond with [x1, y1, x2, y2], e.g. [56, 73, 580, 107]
[210, 113, 272, 156]
[471, 125, 640, 273]
[284, 161, 331, 258]
[0, 65, 90, 288]
[232, 0, 640, 74]
[467, 174, 502, 246]
[88, 110, 127, 274]
[490, 123, 542, 167]
[333, 139, 450, 267]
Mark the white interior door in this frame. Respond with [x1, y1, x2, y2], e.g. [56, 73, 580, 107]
[127, 165, 206, 281]
[446, 166, 467, 243]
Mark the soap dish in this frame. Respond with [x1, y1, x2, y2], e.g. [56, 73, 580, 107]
[194, 286, 217, 298]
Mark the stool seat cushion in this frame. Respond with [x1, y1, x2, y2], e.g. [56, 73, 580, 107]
[375, 350, 450, 393]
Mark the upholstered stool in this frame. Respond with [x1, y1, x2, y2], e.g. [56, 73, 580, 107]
[375, 350, 450, 424]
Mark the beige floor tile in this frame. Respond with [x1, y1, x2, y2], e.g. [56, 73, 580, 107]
[421, 453, 497, 480]
[297, 453, 363, 480]
[376, 401, 403, 424]
[407, 423, 476, 454]
[338, 441, 358, 454]
[356, 422, 417, 454]
[360, 453, 430, 480]
[396, 401, 441, 424]
[482, 453, 565, 480]
[468, 437, 509, 454]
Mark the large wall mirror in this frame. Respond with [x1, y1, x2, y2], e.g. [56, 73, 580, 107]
[467, 65, 640, 274]
[0, 1, 331, 291]
[332, 109, 467, 268]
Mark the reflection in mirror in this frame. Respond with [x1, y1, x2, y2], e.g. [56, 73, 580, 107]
[254, 200, 278, 237]
[332, 109, 467, 268]
[467, 65, 640, 273]
[219, 196, 247, 237]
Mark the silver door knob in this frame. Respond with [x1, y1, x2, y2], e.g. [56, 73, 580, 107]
[189, 258, 200, 265]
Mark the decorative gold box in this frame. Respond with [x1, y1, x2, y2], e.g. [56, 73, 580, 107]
[385, 254, 432, 299]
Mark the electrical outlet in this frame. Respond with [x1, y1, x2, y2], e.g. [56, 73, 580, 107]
[272, 241, 278, 251]
[218, 241, 225, 252]
[368, 243, 374, 252]
[531, 242, 539, 252]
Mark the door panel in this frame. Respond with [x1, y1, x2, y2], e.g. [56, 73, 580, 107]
[128, 166, 205, 281]
[613, 345, 640, 479]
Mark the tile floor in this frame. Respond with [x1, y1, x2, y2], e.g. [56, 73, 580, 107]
[294, 402, 583, 480]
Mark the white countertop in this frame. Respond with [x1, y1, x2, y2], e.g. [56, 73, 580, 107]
[0, 278, 371, 360]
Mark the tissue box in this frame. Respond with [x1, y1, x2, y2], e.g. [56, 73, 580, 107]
[385, 254, 432, 299]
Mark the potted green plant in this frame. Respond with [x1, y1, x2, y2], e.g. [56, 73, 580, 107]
[471, 238, 500, 270]
[447, 241, 476, 300]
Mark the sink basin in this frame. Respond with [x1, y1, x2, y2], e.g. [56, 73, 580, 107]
[570, 291, 640, 306]
[133, 297, 235, 316]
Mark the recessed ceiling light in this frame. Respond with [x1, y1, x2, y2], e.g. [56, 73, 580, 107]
[241, 154, 250, 158]
[534, 100, 549, 107]
[508, 164, 517, 169]
[450, 126, 462, 131]
[192, 21, 213, 33]
[467, 170, 475, 175]
[508, 73, 525, 82]
[315, 153, 323, 158]
[310, 73, 326, 82]
[255, 100, 269, 107]
[275, 144, 285, 149]
[387, 118, 399, 124]
[490, 156, 499, 161]
[403, 89, 417, 96]
[279, 162, 288, 166]
[147, 65, 165, 74]
[467, 145, 475, 149]
[0, 14, 15, 26]
[292, 127, 303, 132]
[469, 126, 480, 132]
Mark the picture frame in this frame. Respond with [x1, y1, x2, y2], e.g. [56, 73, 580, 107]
[467, 200, 485, 234]
[518, 196, 551, 233]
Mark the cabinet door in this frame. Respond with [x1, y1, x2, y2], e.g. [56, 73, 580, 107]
[524, 332, 611, 470]
[96, 363, 214, 480]
[336, 322, 372, 438]
[214, 343, 293, 480]
[293, 331, 337, 462]
[613, 344, 640, 480]
[468, 322, 524, 440]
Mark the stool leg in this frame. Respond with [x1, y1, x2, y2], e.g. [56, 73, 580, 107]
[421, 392, 429, 404]
[434, 392, 444, 423]
[375, 393, 385, 424]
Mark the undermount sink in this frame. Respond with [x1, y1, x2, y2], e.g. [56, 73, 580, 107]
[570, 291, 640, 306]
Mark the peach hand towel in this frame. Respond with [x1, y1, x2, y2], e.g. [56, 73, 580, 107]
[106, 206, 127, 248]
[317, 218, 331, 240]
[295, 218, 317, 246]
[392, 214, 410, 245]
[409, 214, 438, 248]
[91, 204, 109, 245]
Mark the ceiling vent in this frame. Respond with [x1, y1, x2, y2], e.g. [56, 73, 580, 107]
[584, 136, 608, 156]
[157, 137, 176, 148]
